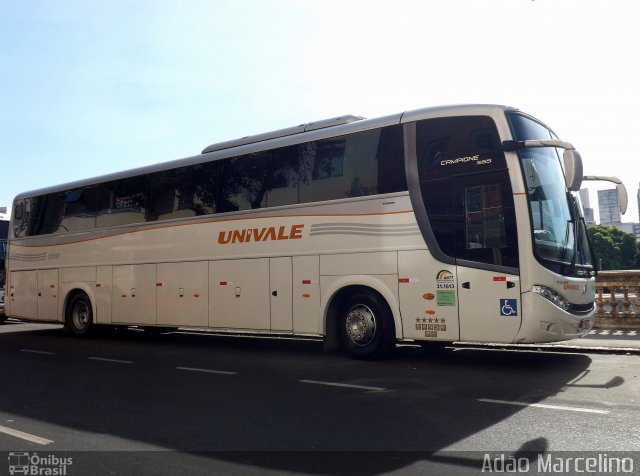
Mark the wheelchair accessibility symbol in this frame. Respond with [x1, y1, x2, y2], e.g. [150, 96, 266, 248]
[500, 299, 518, 317]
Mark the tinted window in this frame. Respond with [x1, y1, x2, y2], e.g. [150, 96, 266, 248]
[300, 125, 405, 203]
[15, 125, 407, 236]
[30, 194, 64, 235]
[416, 116, 518, 268]
[59, 186, 110, 232]
[102, 175, 149, 227]
[509, 113, 556, 141]
[219, 152, 270, 212]
[167, 163, 219, 217]
[264, 145, 301, 207]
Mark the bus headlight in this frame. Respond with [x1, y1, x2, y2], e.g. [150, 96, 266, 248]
[533, 285, 569, 311]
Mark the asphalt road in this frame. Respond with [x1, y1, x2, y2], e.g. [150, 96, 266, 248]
[0, 322, 639, 475]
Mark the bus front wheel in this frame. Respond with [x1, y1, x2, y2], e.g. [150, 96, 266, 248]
[66, 293, 94, 337]
[340, 291, 394, 359]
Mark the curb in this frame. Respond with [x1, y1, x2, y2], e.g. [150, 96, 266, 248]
[452, 341, 640, 355]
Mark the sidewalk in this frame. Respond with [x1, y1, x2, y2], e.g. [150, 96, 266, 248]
[548, 329, 640, 353]
[457, 329, 640, 354]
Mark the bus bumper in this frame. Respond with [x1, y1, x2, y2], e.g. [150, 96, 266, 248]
[514, 291, 595, 343]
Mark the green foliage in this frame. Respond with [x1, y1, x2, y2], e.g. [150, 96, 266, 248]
[588, 225, 637, 270]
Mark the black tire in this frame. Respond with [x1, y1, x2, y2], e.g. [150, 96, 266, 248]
[0, 314, 7, 324]
[66, 293, 94, 337]
[339, 291, 395, 359]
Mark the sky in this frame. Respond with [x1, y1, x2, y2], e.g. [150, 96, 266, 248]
[1, 0, 639, 223]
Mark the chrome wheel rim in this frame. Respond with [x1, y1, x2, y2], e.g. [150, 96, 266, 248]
[345, 304, 377, 347]
[71, 300, 90, 331]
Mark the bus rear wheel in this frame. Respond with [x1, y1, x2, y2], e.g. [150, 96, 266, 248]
[66, 293, 94, 337]
[340, 291, 394, 359]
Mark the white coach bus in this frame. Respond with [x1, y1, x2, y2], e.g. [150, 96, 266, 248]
[5, 105, 625, 357]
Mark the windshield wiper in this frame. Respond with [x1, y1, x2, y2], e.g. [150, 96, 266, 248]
[565, 193, 586, 276]
[557, 215, 579, 276]
[559, 219, 572, 261]
[568, 218, 578, 276]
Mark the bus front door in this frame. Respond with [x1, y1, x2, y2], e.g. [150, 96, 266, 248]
[456, 266, 521, 343]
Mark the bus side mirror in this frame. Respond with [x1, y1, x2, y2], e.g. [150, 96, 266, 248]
[616, 182, 628, 214]
[582, 175, 629, 215]
[563, 149, 583, 192]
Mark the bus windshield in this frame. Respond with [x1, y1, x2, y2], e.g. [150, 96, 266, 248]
[508, 113, 594, 276]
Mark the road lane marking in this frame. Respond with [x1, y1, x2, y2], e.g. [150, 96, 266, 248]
[0, 425, 54, 445]
[20, 349, 56, 355]
[589, 329, 638, 336]
[478, 398, 610, 414]
[88, 357, 133, 364]
[300, 379, 386, 392]
[176, 366, 237, 375]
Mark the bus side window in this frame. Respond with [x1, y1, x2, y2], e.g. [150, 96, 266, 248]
[376, 125, 407, 194]
[264, 145, 300, 208]
[98, 175, 149, 227]
[298, 125, 405, 204]
[175, 163, 219, 216]
[417, 116, 519, 269]
[219, 147, 302, 212]
[218, 154, 269, 212]
[31, 194, 64, 235]
[12, 201, 26, 238]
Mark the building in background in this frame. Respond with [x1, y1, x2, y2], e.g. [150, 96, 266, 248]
[598, 188, 621, 225]
[579, 189, 595, 225]
[606, 222, 640, 242]
[593, 185, 640, 241]
[637, 182, 640, 224]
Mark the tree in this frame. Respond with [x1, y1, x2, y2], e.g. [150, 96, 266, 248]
[588, 225, 637, 270]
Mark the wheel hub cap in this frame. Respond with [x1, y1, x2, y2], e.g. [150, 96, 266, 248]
[73, 302, 89, 330]
[345, 304, 376, 347]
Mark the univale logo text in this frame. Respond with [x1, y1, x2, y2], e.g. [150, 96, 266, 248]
[218, 224, 304, 244]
